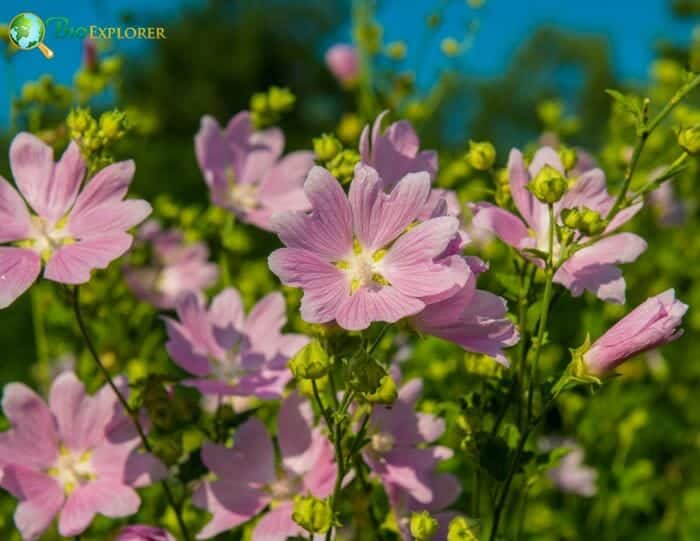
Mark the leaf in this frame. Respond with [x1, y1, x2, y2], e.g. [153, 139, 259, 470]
[494, 272, 522, 299]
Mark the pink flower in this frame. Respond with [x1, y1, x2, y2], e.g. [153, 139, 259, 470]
[195, 112, 315, 231]
[362, 379, 460, 537]
[164, 288, 308, 398]
[411, 257, 519, 366]
[268, 165, 467, 331]
[325, 44, 360, 86]
[583, 289, 687, 375]
[539, 438, 596, 497]
[0, 133, 151, 308]
[359, 111, 438, 191]
[0, 372, 165, 540]
[116, 525, 175, 541]
[471, 147, 647, 303]
[193, 392, 336, 539]
[648, 179, 685, 227]
[124, 221, 218, 309]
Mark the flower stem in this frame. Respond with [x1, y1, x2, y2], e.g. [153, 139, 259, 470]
[607, 73, 700, 220]
[71, 286, 192, 541]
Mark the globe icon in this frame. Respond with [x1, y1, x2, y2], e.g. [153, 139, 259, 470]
[8, 12, 45, 50]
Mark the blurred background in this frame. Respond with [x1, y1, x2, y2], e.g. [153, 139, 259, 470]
[2, 0, 700, 539]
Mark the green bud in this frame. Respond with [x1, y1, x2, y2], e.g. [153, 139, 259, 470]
[441, 37, 461, 57]
[66, 107, 96, 139]
[292, 495, 333, 534]
[363, 374, 398, 404]
[528, 165, 568, 203]
[579, 207, 606, 236]
[21, 82, 38, 102]
[250, 92, 268, 114]
[328, 149, 360, 184]
[289, 339, 331, 380]
[100, 56, 122, 76]
[560, 208, 581, 229]
[678, 125, 700, 154]
[151, 437, 183, 466]
[467, 140, 496, 170]
[355, 22, 383, 55]
[558, 145, 578, 171]
[385, 41, 407, 60]
[447, 517, 478, 541]
[537, 99, 564, 128]
[313, 134, 343, 162]
[268, 86, 295, 113]
[348, 356, 386, 394]
[98, 109, 128, 141]
[410, 511, 438, 541]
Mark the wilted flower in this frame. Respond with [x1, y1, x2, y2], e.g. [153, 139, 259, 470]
[471, 147, 647, 303]
[195, 112, 315, 231]
[193, 393, 336, 539]
[582, 289, 687, 375]
[163, 289, 308, 398]
[0, 133, 151, 308]
[325, 44, 360, 87]
[268, 165, 466, 331]
[115, 525, 175, 541]
[0, 372, 165, 540]
[124, 221, 218, 309]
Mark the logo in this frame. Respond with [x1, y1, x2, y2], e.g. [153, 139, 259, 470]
[8, 12, 54, 59]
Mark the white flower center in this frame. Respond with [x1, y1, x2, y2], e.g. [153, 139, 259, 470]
[24, 216, 74, 261]
[267, 475, 301, 501]
[48, 446, 95, 495]
[336, 241, 389, 293]
[371, 432, 395, 454]
[226, 167, 259, 211]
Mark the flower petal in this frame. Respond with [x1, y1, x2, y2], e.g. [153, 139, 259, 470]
[193, 481, 268, 539]
[336, 285, 424, 331]
[43, 141, 86, 224]
[251, 501, 303, 541]
[0, 177, 32, 243]
[68, 160, 136, 224]
[67, 199, 152, 239]
[470, 203, 532, 250]
[9, 133, 54, 218]
[0, 247, 41, 309]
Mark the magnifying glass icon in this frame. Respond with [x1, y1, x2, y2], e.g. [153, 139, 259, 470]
[8, 12, 54, 59]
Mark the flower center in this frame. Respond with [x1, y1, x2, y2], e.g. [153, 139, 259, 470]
[267, 474, 301, 501]
[21, 216, 74, 262]
[336, 240, 389, 293]
[47, 445, 95, 495]
[226, 167, 259, 211]
[370, 432, 395, 454]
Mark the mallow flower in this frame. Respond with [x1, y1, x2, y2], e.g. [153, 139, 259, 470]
[193, 393, 336, 539]
[115, 525, 175, 541]
[124, 221, 218, 309]
[325, 44, 360, 87]
[194, 112, 315, 231]
[268, 164, 467, 331]
[0, 133, 151, 308]
[164, 288, 308, 398]
[582, 289, 687, 375]
[471, 147, 648, 303]
[0, 372, 165, 540]
[539, 437, 596, 497]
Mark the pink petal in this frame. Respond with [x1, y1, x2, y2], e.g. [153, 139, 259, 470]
[44, 233, 133, 284]
[272, 166, 353, 261]
[470, 203, 532, 250]
[58, 480, 140, 536]
[208, 287, 245, 343]
[240, 127, 285, 184]
[349, 165, 431, 251]
[528, 146, 564, 177]
[0, 177, 32, 243]
[301, 435, 337, 498]
[43, 141, 86, 224]
[1, 465, 64, 541]
[244, 292, 286, 356]
[0, 247, 41, 309]
[508, 149, 539, 230]
[195, 116, 231, 175]
[0, 383, 57, 469]
[278, 393, 321, 475]
[193, 481, 268, 539]
[164, 317, 212, 377]
[9, 133, 54, 218]
[606, 201, 643, 232]
[558, 169, 612, 215]
[67, 199, 152, 239]
[92, 438, 166, 488]
[335, 285, 425, 331]
[251, 502, 304, 541]
[257, 151, 315, 210]
[268, 248, 348, 323]
[68, 160, 136, 222]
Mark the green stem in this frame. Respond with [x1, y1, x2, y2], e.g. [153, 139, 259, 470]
[71, 286, 192, 541]
[606, 73, 700, 219]
[354, 456, 385, 540]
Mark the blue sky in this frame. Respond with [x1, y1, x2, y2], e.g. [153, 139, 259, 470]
[0, 0, 697, 127]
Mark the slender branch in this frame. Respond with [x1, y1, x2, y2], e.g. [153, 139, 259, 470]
[72, 286, 192, 541]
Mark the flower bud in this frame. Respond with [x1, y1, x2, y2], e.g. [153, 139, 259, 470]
[385, 41, 407, 60]
[579, 207, 606, 236]
[558, 145, 578, 171]
[250, 92, 268, 114]
[66, 107, 96, 139]
[447, 516, 478, 541]
[363, 374, 397, 404]
[328, 149, 360, 184]
[528, 164, 568, 203]
[325, 44, 360, 86]
[467, 140, 496, 170]
[313, 134, 343, 162]
[677, 125, 700, 154]
[410, 511, 438, 541]
[348, 357, 386, 394]
[289, 339, 330, 379]
[337, 113, 363, 144]
[441, 37, 461, 57]
[268, 86, 295, 113]
[151, 436, 183, 466]
[99, 109, 128, 141]
[292, 495, 333, 534]
[560, 208, 581, 229]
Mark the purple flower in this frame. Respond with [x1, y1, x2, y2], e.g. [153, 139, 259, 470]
[195, 112, 315, 231]
[539, 438, 597, 497]
[0, 372, 165, 540]
[124, 221, 218, 309]
[471, 147, 647, 303]
[411, 258, 519, 366]
[268, 165, 467, 331]
[362, 379, 460, 517]
[648, 179, 685, 227]
[115, 525, 175, 541]
[193, 393, 336, 539]
[163, 288, 308, 398]
[325, 44, 360, 86]
[583, 289, 687, 375]
[359, 111, 438, 191]
[0, 133, 151, 308]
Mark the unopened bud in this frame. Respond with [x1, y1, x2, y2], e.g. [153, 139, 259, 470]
[313, 134, 343, 162]
[363, 374, 397, 404]
[558, 146, 578, 171]
[561, 208, 581, 229]
[99, 109, 128, 140]
[467, 140, 496, 170]
[441, 37, 461, 57]
[289, 339, 330, 380]
[268, 86, 295, 113]
[250, 92, 268, 114]
[410, 511, 438, 541]
[328, 149, 360, 184]
[447, 516, 478, 541]
[528, 165, 568, 203]
[292, 495, 333, 534]
[385, 41, 407, 60]
[678, 125, 700, 154]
